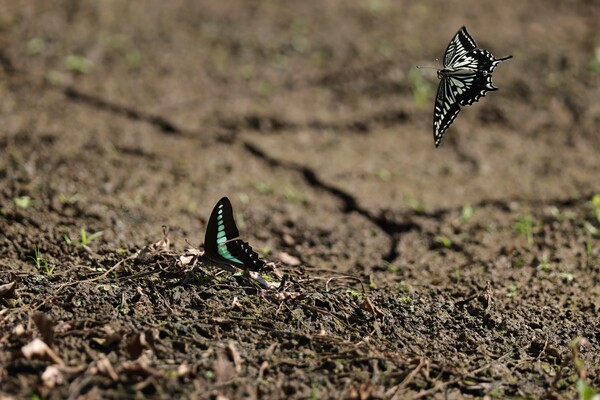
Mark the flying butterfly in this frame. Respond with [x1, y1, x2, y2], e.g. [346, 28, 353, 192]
[433, 26, 512, 147]
[203, 197, 265, 273]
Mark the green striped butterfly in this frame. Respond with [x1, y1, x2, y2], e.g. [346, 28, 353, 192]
[203, 197, 265, 272]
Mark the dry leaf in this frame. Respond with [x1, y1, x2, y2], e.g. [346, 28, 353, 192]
[0, 280, 17, 299]
[41, 365, 64, 388]
[213, 352, 236, 383]
[258, 361, 269, 380]
[361, 298, 384, 318]
[179, 247, 202, 267]
[13, 324, 25, 335]
[32, 312, 55, 346]
[349, 381, 374, 400]
[179, 254, 196, 266]
[21, 338, 64, 366]
[277, 251, 301, 266]
[96, 354, 119, 381]
[177, 361, 191, 376]
[227, 341, 243, 374]
[21, 338, 50, 359]
[126, 332, 145, 359]
[135, 225, 170, 264]
[121, 353, 161, 378]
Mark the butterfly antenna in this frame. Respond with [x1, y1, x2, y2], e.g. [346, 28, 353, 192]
[416, 58, 441, 70]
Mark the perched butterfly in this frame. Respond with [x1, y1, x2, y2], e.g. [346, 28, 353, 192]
[433, 26, 512, 147]
[203, 197, 265, 273]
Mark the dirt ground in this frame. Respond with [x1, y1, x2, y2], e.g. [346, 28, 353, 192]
[1, 1, 599, 399]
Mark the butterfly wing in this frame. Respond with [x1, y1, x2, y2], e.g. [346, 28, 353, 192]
[443, 26, 477, 68]
[454, 50, 513, 106]
[204, 197, 242, 265]
[433, 76, 461, 147]
[221, 239, 265, 272]
[204, 197, 265, 271]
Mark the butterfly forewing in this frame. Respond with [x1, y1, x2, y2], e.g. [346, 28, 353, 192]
[443, 26, 477, 68]
[204, 197, 240, 257]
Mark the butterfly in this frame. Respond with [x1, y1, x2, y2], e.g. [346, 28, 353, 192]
[203, 197, 265, 273]
[433, 26, 512, 147]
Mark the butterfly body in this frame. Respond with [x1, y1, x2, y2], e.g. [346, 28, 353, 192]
[433, 26, 512, 147]
[203, 197, 265, 272]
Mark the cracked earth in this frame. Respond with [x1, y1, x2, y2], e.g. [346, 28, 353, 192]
[1, 1, 599, 399]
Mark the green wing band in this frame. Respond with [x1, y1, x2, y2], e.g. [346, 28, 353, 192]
[218, 244, 244, 264]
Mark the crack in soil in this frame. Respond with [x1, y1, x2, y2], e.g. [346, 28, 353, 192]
[219, 108, 408, 138]
[242, 140, 418, 263]
[63, 87, 184, 135]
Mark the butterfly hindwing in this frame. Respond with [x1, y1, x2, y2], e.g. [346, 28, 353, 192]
[204, 197, 265, 272]
[433, 77, 461, 147]
[223, 239, 265, 272]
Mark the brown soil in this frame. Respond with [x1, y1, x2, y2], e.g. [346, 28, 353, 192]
[1, 1, 599, 399]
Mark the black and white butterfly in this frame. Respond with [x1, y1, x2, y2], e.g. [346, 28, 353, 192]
[433, 26, 512, 147]
[203, 197, 265, 273]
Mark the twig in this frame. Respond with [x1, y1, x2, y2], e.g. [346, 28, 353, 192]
[389, 356, 429, 400]
[56, 255, 135, 289]
[407, 349, 516, 400]
[325, 275, 366, 293]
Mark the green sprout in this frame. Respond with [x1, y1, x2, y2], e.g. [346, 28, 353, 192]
[459, 204, 474, 223]
[570, 338, 600, 400]
[514, 212, 535, 246]
[585, 222, 598, 237]
[126, 50, 142, 68]
[377, 168, 392, 182]
[100, 33, 127, 49]
[506, 284, 518, 297]
[30, 245, 55, 275]
[64, 55, 92, 74]
[537, 253, 551, 271]
[578, 380, 600, 400]
[407, 67, 434, 108]
[58, 192, 80, 204]
[80, 228, 103, 246]
[590, 47, 600, 74]
[284, 187, 303, 202]
[14, 196, 33, 209]
[586, 239, 593, 265]
[259, 246, 271, 259]
[383, 260, 401, 273]
[65, 228, 104, 246]
[559, 272, 575, 283]
[453, 267, 461, 280]
[405, 192, 424, 213]
[591, 194, 600, 224]
[26, 38, 44, 56]
[436, 235, 452, 249]
[253, 181, 274, 194]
